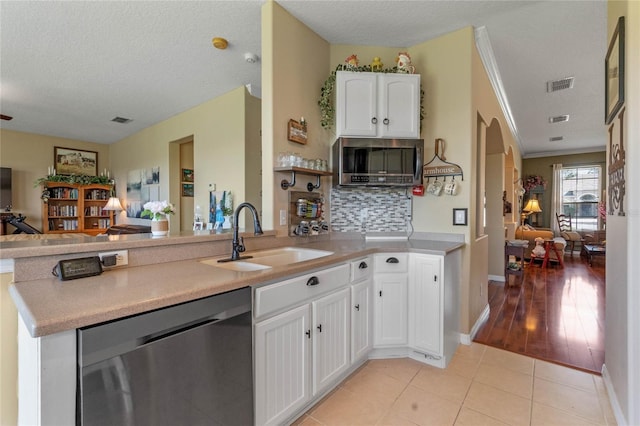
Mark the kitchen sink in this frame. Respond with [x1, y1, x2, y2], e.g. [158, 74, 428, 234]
[247, 247, 334, 267]
[201, 247, 333, 271]
[200, 259, 272, 272]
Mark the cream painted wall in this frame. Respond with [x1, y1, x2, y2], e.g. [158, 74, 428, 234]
[605, 1, 640, 424]
[245, 90, 263, 223]
[110, 86, 253, 231]
[262, 2, 331, 233]
[0, 130, 110, 233]
[0, 271, 17, 426]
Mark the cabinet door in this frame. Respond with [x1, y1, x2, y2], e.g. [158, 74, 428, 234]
[374, 273, 408, 346]
[336, 71, 377, 137]
[378, 74, 421, 138]
[409, 254, 442, 355]
[351, 278, 372, 363]
[255, 305, 311, 426]
[312, 288, 350, 396]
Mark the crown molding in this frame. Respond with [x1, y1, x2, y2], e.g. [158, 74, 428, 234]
[474, 26, 525, 156]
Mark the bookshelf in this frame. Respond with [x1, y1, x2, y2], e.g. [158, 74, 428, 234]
[42, 182, 114, 235]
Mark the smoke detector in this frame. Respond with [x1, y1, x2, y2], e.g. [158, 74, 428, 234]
[244, 52, 259, 63]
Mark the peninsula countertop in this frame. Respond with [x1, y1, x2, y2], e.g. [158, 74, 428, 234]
[9, 235, 464, 338]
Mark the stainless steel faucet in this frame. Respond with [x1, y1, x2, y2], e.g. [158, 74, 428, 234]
[218, 202, 263, 262]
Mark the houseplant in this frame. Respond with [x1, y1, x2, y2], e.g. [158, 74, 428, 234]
[141, 200, 175, 236]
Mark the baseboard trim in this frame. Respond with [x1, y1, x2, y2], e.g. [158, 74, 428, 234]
[601, 364, 627, 425]
[488, 274, 505, 282]
[460, 304, 490, 345]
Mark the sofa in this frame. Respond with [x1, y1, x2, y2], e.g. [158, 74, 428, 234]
[514, 226, 566, 262]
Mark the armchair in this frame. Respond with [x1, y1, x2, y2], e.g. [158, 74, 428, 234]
[556, 213, 584, 254]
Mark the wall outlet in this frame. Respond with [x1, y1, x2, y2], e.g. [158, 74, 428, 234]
[279, 209, 287, 226]
[98, 250, 128, 267]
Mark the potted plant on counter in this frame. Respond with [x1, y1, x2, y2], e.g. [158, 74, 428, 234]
[141, 200, 175, 236]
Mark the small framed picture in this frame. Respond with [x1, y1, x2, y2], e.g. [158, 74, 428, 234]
[453, 208, 468, 226]
[182, 183, 194, 197]
[193, 221, 204, 231]
[182, 168, 194, 182]
[287, 119, 307, 144]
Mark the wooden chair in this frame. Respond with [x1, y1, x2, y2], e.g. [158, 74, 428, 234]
[556, 213, 584, 254]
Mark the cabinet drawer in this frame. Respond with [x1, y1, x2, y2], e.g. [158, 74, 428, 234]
[374, 253, 408, 273]
[254, 264, 350, 319]
[350, 257, 372, 282]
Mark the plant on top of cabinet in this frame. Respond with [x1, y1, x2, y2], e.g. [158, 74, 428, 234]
[318, 57, 424, 131]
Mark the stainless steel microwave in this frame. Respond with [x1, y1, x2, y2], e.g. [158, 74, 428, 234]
[332, 138, 424, 186]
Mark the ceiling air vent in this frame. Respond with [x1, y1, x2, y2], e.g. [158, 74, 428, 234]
[549, 136, 564, 142]
[547, 77, 574, 92]
[111, 116, 132, 124]
[549, 115, 570, 123]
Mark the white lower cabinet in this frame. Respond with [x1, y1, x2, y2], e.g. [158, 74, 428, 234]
[312, 288, 351, 395]
[409, 253, 442, 356]
[350, 258, 373, 363]
[254, 250, 460, 424]
[373, 254, 408, 347]
[254, 265, 351, 426]
[254, 304, 311, 426]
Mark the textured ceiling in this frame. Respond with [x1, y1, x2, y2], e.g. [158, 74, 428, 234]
[0, 0, 607, 158]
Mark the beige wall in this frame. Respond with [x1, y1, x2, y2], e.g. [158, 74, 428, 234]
[262, 2, 331, 232]
[0, 271, 17, 426]
[110, 86, 257, 231]
[0, 130, 110, 233]
[605, 1, 639, 424]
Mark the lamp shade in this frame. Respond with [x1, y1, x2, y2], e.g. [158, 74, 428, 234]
[522, 198, 542, 213]
[103, 197, 124, 211]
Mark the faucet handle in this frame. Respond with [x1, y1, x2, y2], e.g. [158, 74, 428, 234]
[237, 237, 246, 253]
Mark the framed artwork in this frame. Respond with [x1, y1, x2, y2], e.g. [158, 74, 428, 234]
[605, 16, 625, 124]
[182, 183, 194, 197]
[182, 168, 194, 182]
[453, 208, 468, 226]
[287, 119, 307, 144]
[54, 147, 98, 176]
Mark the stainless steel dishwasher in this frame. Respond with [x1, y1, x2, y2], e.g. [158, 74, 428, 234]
[77, 287, 253, 426]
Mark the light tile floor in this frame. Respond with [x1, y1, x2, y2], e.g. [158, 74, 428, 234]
[294, 343, 616, 426]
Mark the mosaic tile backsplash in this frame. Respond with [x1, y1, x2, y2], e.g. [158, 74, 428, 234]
[330, 187, 412, 233]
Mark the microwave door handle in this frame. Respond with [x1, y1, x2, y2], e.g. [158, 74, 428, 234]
[414, 146, 423, 181]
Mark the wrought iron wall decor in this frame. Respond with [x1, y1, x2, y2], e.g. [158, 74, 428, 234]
[608, 106, 625, 217]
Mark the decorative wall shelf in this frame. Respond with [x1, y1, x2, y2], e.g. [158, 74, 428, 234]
[274, 167, 332, 191]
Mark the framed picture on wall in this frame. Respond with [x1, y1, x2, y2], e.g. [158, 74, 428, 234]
[182, 168, 194, 182]
[453, 208, 468, 226]
[605, 16, 625, 124]
[54, 147, 98, 176]
[182, 183, 194, 197]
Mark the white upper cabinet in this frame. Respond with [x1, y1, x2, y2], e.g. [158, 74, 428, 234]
[336, 71, 420, 139]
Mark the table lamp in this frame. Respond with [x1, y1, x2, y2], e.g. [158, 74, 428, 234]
[521, 198, 542, 226]
[103, 197, 124, 225]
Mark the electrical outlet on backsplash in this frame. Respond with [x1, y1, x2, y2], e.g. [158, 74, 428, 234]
[330, 187, 411, 233]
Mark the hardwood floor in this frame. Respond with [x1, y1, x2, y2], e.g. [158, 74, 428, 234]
[474, 251, 605, 375]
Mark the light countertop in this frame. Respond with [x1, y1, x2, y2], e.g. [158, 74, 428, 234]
[9, 235, 464, 338]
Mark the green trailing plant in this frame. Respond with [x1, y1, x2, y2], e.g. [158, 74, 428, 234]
[318, 64, 425, 130]
[34, 174, 113, 188]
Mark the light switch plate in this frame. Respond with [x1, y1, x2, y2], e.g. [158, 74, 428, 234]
[279, 209, 287, 226]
